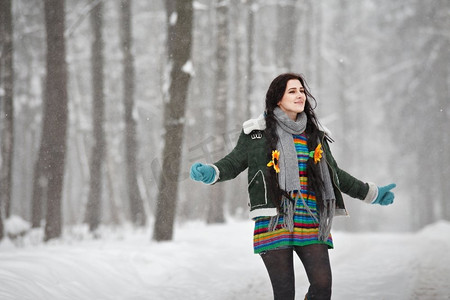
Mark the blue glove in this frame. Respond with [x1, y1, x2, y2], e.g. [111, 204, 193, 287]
[190, 163, 216, 184]
[372, 183, 396, 205]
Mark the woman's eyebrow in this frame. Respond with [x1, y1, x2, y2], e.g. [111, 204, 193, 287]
[288, 87, 303, 91]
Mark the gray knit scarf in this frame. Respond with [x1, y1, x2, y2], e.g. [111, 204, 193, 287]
[270, 107, 336, 241]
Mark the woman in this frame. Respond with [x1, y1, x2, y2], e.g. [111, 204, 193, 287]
[190, 73, 396, 300]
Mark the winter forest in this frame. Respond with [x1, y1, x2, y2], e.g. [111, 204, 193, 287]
[0, 0, 450, 298]
[2, 0, 449, 240]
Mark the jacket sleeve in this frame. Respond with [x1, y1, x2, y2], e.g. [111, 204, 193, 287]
[323, 138, 370, 200]
[335, 168, 370, 200]
[213, 130, 249, 182]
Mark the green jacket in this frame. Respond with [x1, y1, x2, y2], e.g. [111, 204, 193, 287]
[213, 116, 377, 219]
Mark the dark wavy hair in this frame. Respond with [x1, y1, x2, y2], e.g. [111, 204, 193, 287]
[264, 73, 324, 209]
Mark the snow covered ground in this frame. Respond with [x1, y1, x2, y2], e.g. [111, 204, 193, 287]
[1, 219, 449, 300]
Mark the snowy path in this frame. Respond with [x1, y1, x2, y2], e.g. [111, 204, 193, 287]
[0, 220, 449, 300]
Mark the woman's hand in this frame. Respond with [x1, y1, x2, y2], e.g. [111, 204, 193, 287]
[190, 163, 216, 184]
[372, 183, 396, 205]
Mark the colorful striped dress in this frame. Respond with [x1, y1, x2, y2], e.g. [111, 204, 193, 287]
[253, 133, 333, 254]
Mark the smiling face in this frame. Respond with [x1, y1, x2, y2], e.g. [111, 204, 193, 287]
[277, 79, 306, 120]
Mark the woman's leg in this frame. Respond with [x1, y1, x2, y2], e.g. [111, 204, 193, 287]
[260, 248, 295, 300]
[294, 244, 332, 300]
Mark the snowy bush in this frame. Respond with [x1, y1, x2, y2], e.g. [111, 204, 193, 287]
[4, 215, 31, 246]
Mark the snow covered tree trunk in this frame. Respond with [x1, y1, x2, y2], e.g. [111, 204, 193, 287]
[153, 0, 193, 241]
[85, 0, 105, 233]
[245, 0, 254, 118]
[31, 0, 68, 241]
[0, 0, 14, 215]
[440, 42, 450, 222]
[207, 0, 229, 224]
[120, 0, 146, 227]
[226, 0, 248, 216]
[312, 1, 323, 100]
[0, 0, 14, 239]
[333, 0, 361, 231]
[232, 0, 245, 122]
[430, 3, 450, 223]
[274, 0, 298, 72]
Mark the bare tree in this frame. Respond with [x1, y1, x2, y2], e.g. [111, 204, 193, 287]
[30, 0, 68, 241]
[311, 1, 323, 99]
[207, 0, 229, 224]
[428, 1, 450, 223]
[232, 0, 245, 121]
[331, 0, 363, 231]
[85, 0, 105, 232]
[0, 0, 14, 239]
[120, 0, 146, 227]
[245, 0, 254, 118]
[274, 0, 298, 72]
[153, 0, 193, 241]
[439, 43, 450, 222]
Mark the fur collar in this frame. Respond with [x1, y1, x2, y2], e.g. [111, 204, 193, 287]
[243, 114, 265, 134]
[242, 113, 333, 138]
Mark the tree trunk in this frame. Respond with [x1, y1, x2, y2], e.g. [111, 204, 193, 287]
[440, 41, 450, 221]
[120, 0, 146, 227]
[233, 0, 245, 122]
[85, 0, 105, 233]
[274, 0, 298, 72]
[312, 1, 323, 100]
[207, 0, 229, 224]
[246, 0, 254, 119]
[334, 0, 360, 232]
[431, 17, 450, 222]
[152, 0, 193, 241]
[33, 0, 68, 241]
[0, 0, 14, 239]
